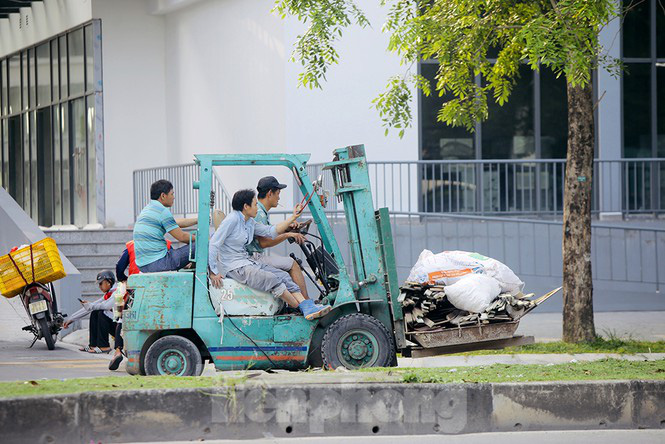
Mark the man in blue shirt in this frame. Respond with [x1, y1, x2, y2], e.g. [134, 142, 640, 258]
[209, 189, 330, 320]
[133, 180, 197, 273]
[246, 176, 310, 299]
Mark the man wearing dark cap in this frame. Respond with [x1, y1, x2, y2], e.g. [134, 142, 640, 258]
[246, 176, 310, 299]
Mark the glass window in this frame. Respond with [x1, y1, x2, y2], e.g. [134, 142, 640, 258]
[68, 29, 85, 97]
[658, 66, 665, 156]
[8, 116, 22, 207]
[657, 0, 665, 58]
[623, 0, 651, 58]
[71, 98, 87, 226]
[540, 68, 568, 158]
[21, 52, 28, 111]
[51, 39, 59, 102]
[36, 107, 53, 226]
[86, 96, 97, 223]
[482, 65, 535, 159]
[59, 36, 68, 100]
[623, 63, 652, 157]
[0, 60, 5, 116]
[8, 56, 20, 115]
[2, 119, 7, 188]
[36, 43, 50, 107]
[420, 63, 475, 160]
[1, 21, 102, 226]
[28, 49, 35, 109]
[60, 104, 70, 224]
[23, 113, 30, 214]
[53, 105, 61, 225]
[0, 119, 3, 188]
[85, 25, 95, 92]
[30, 111, 38, 219]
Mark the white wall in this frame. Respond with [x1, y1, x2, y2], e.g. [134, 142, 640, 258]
[0, 0, 92, 57]
[283, 3, 418, 164]
[596, 1, 623, 216]
[161, 0, 418, 211]
[163, 0, 290, 203]
[91, 0, 168, 227]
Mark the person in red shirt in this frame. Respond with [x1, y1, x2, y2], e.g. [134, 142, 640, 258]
[108, 240, 172, 370]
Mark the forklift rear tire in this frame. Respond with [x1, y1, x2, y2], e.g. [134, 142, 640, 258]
[321, 314, 395, 370]
[144, 335, 204, 376]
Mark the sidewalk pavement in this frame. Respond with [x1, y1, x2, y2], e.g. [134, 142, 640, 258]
[516, 311, 665, 342]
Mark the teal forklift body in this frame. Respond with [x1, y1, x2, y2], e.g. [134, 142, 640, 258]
[123, 147, 403, 374]
[194, 316, 315, 371]
[123, 271, 194, 330]
[124, 271, 316, 372]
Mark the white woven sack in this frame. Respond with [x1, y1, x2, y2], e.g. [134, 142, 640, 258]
[444, 274, 501, 313]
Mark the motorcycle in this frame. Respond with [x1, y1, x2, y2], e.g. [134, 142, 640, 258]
[19, 281, 65, 350]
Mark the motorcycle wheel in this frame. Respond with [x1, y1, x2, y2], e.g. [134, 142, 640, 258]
[38, 318, 56, 350]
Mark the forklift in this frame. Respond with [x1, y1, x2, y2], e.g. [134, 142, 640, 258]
[123, 145, 553, 376]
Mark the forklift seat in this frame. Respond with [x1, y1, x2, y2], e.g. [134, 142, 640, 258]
[208, 278, 284, 316]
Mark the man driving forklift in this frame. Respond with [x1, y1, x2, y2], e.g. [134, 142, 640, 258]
[246, 176, 310, 299]
[208, 189, 331, 320]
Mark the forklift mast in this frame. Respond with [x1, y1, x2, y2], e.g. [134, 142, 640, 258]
[324, 145, 404, 344]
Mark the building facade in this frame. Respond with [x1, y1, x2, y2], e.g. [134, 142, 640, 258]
[0, 0, 663, 227]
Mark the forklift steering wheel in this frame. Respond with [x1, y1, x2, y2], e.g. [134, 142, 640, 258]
[298, 219, 313, 235]
[287, 219, 312, 244]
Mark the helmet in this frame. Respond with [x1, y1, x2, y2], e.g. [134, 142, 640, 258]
[96, 270, 116, 287]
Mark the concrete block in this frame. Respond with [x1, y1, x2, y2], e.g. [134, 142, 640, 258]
[491, 381, 634, 431]
[1, 381, 663, 443]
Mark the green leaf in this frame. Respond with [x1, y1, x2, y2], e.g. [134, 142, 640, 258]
[277, 0, 619, 136]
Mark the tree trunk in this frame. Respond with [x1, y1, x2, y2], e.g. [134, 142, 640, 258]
[562, 80, 596, 343]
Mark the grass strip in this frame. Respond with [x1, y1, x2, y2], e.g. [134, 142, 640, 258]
[393, 359, 665, 383]
[0, 374, 245, 399]
[451, 338, 665, 356]
[1, 359, 663, 399]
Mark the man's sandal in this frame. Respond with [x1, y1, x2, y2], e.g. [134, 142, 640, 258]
[86, 347, 111, 354]
[108, 353, 124, 371]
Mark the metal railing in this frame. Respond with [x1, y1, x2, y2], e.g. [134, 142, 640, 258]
[269, 209, 664, 295]
[130, 160, 663, 303]
[133, 163, 232, 219]
[304, 158, 665, 216]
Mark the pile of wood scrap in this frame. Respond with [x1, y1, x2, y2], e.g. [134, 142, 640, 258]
[399, 282, 536, 332]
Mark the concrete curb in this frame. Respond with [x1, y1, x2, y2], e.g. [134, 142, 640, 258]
[1, 380, 664, 443]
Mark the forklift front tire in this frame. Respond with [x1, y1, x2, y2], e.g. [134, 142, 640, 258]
[144, 335, 204, 376]
[321, 313, 395, 370]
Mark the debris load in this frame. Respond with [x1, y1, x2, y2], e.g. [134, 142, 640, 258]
[406, 250, 525, 295]
[399, 282, 536, 332]
[401, 249, 534, 332]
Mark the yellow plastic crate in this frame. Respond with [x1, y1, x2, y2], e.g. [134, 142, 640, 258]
[0, 238, 66, 298]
